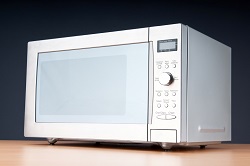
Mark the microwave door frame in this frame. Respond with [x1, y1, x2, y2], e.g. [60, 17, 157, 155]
[25, 27, 150, 142]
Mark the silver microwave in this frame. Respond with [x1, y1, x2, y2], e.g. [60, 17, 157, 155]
[24, 23, 231, 150]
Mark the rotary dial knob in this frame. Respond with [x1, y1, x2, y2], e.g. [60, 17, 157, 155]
[159, 72, 174, 86]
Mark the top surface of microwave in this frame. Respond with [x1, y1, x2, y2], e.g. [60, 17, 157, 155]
[25, 23, 231, 150]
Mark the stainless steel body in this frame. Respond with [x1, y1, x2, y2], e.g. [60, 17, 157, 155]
[25, 24, 231, 150]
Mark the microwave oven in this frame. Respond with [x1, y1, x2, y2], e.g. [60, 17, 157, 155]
[24, 23, 231, 150]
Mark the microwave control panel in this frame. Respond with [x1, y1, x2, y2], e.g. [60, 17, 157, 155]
[149, 24, 182, 143]
[154, 38, 179, 121]
[153, 41, 181, 121]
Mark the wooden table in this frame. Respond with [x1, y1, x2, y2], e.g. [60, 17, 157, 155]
[0, 141, 250, 166]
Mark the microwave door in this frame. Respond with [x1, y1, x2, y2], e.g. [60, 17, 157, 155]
[36, 43, 149, 127]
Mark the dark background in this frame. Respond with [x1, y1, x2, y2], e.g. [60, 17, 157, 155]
[0, 0, 249, 143]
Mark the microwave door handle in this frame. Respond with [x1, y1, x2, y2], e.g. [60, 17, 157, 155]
[148, 41, 154, 124]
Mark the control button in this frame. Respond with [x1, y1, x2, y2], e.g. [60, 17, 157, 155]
[156, 114, 166, 120]
[157, 103, 161, 108]
[157, 65, 162, 69]
[172, 103, 176, 108]
[165, 64, 169, 69]
[164, 104, 168, 108]
[157, 92, 161, 96]
[172, 64, 176, 68]
[157, 114, 176, 120]
[164, 92, 169, 96]
[165, 114, 176, 120]
[159, 72, 174, 86]
[172, 92, 176, 96]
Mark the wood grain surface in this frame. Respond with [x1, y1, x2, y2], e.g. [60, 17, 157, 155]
[0, 141, 250, 166]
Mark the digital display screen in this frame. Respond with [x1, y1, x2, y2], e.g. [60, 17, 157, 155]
[159, 42, 176, 50]
[157, 39, 177, 52]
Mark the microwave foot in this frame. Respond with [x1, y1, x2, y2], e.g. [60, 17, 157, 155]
[200, 145, 207, 149]
[159, 143, 172, 150]
[47, 138, 58, 145]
